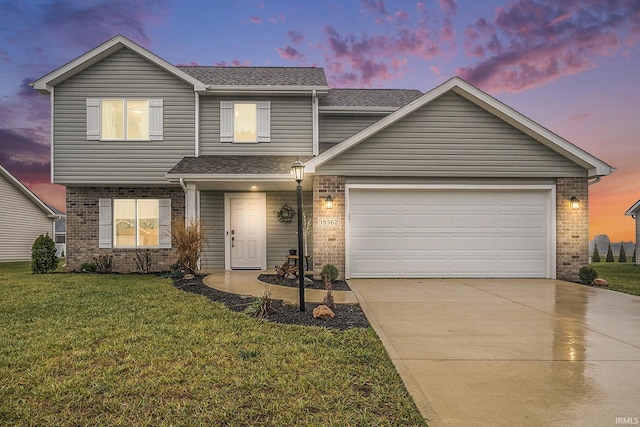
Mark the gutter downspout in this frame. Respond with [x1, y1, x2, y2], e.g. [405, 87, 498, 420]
[179, 177, 188, 194]
[588, 177, 601, 186]
[195, 92, 200, 157]
[312, 89, 319, 156]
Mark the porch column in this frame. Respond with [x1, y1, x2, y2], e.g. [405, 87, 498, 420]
[185, 182, 198, 224]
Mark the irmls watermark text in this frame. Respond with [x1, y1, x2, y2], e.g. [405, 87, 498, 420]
[616, 417, 639, 425]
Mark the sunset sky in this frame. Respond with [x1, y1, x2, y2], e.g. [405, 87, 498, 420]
[1, 0, 638, 242]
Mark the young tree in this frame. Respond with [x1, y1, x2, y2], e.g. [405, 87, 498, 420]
[591, 242, 601, 262]
[632, 248, 636, 264]
[606, 243, 615, 262]
[619, 242, 627, 263]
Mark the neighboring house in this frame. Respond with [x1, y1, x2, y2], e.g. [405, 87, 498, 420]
[624, 200, 640, 265]
[0, 164, 63, 261]
[31, 35, 614, 281]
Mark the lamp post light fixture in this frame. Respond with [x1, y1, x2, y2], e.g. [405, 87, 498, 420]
[291, 160, 306, 312]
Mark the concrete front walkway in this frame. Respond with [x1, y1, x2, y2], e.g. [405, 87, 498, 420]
[203, 270, 358, 305]
[348, 278, 640, 427]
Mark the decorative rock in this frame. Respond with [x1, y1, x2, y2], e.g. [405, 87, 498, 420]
[183, 274, 195, 280]
[313, 305, 335, 319]
[282, 298, 298, 308]
[592, 278, 608, 287]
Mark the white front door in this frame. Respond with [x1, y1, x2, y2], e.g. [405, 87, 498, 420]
[226, 193, 266, 270]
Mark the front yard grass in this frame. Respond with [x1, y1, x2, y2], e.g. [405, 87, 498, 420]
[590, 262, 640, 296]
[0, 262, 426, 426]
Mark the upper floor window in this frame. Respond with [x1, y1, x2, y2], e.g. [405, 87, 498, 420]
[220, 100, 270, 143]
[102, 100, 149, 140]
[86, 98, 163, 141]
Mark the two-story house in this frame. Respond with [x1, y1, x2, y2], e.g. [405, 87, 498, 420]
[32, 35, 613, 281]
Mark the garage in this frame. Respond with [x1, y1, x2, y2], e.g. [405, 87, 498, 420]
[347, 187, 554, 278]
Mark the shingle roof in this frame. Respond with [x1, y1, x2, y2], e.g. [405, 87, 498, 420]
[177, 66, 328, 87]
[319, 89, 423, 108]
[168, 156, 313, 175]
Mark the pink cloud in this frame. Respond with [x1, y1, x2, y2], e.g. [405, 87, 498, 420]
[459, 0, 640, 92]
[249, 16, 262, 24]
[320, 0, 455, 87]
[213, 60, 251, 67]
[437, 0, 457, 15]
[287, 30, 304, 45]
[362, 0, 389, 16]
[277, 46, 306, 62]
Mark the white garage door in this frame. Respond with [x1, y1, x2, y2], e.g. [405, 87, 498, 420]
[348, 188, 552, 278]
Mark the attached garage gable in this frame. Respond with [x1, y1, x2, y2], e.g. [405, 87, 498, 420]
[347, 187, 554, 278]
[316, 92, 586, 178]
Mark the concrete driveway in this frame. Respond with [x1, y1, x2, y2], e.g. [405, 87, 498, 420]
[348, 278, 640, 427]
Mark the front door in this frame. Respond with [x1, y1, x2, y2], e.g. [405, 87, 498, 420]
[226, 193, 266, 269]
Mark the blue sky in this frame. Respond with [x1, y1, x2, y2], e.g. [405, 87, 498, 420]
[1, 0, 639, 241]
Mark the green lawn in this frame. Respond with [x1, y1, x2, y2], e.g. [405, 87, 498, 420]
[0, 262, 426, 426]
[590, 262, 640, 296]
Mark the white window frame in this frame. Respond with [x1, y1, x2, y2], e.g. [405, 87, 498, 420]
[99, 198, 171, 249]
[87, 98, 163, 141]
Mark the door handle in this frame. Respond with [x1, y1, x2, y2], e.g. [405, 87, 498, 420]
[231, 236, 235, 247]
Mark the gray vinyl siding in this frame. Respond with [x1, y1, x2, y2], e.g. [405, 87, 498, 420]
[318, 114, 385, 144]
[0, 175, 53, 261]
[317, 92, 587, 178]
[199, 96, 313, 156]
[53, 48, 195, 184]
[199, 191, 313, 270]
[200, 192, 225, 270]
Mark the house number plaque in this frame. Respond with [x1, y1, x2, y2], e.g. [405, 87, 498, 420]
[318, 218, 340, 227]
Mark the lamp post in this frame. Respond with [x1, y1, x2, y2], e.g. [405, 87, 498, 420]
[291, 160, 306, 312]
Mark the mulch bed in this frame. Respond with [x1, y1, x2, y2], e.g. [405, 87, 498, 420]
[173, 275, 370, 330]
[257, 273, 351, 291]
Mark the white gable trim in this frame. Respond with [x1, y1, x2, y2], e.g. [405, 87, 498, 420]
[306, 77, 614, 178]
[624, 200, 640, 216]
[0, 164, 58, 218]
[31, 35, 207, 94]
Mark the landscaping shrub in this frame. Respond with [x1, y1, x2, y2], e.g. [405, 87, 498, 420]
[579, 266, 598, 285]
[633, 248, 637, 264]
[592, 242, 601, 262]
[94, 254, 114, 273]
[619, 243, 627, 263]
[31, 234, 59, 274]
[321, 263, 339, 283]
[135, 249, 152, 273]
[171, 218, 204, 274]
[606, 244, 615, 262]
[81, 262, 97, 273]
[244, 291, 275, 318]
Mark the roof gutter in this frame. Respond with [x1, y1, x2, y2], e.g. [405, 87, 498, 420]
[588, 176, 602, 186]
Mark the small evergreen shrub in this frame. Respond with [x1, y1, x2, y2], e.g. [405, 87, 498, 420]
[633, 248, 637, 264]
[578, 266, 598, 285]
[31, 234, 59, 274]
[619, 242, 627, 263]
[81, 262, 97, 273]
[591, 242, 601, 262]
[606, 244, 615, 262]
[321, 264, 339, 283]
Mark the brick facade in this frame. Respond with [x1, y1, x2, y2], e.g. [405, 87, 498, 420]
[312, 176, 345, 279]
[555, 177, 589, 281]
[66, 186, 184, 273]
